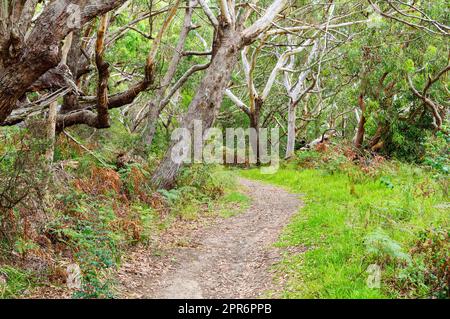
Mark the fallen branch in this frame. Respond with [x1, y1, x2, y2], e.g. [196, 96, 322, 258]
[63, 130, 108, 167]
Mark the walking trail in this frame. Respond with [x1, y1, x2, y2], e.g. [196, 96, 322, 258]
[118, 178, 302, 299]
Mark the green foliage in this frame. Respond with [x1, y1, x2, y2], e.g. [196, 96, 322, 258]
[365, 229, 411, 265]
[177, 164, 236, 200]
[158, 188, 182, 205]
[423, 130, 449, 175]
[398, 227, 449, 299]
[404, 59, 415, 73]
[0, 266, 35, 299]
[241, 155, 448, 299]
[46, 198, 120, 298]
[383, 121, 429, 162]
[153, 164, 244, 222]
[14, 238, 39, 257]
[0, 128, 50, 249]
[291, 151, 322, 169]
[379, 176, 394, 189]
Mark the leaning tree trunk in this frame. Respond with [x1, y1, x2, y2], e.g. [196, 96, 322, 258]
[151, 28, 241, 189]
[142, 1, 195, 146]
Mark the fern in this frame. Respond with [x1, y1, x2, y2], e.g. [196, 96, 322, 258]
[365, 229, 411, 264]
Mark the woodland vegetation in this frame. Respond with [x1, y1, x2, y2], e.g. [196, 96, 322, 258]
[0, 0, 448, 299]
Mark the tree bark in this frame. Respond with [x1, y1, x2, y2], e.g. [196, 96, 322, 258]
[285, 100, 297, 159]
[249, 98, 262, 165]
[45, 101, 58, 163]
[0, 0, 127, 124]
[143, 102, 160, 145]
[151, 28, 241, 189]
[62, 29, 82, 113]
[95, 14, 111, 129]
[284, 40, 319, 158]
[354, 94, 366, 149]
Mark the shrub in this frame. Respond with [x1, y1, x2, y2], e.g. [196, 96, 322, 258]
[398, 228, 449, 298]
[423, 130, 449, 175]
[0, 129, 50, 248]
[294, 150, 322, 169]
[365, 229, 411, 266]
[177, 164, 235, 200]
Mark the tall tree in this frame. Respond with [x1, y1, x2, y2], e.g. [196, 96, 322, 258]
[151, 0, 288, 188]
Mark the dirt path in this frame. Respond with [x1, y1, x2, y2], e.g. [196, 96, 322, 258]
[118, 178, 302, 299]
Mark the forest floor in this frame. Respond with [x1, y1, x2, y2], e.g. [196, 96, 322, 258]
[117, 178, 302, 299]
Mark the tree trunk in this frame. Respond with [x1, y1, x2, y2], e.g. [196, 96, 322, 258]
[285, 100, 296, 159]
[354, 94, 366, 149]
[249, 98, 262, 165]
[142, 1, 196, 146]
[0, 48, 59, 122]
[143, 103, 160, 146]
[151, 28, 241, 189]
[62, 30, 82, 113]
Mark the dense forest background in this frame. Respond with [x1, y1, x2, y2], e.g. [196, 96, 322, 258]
[0, 0, 448, 299]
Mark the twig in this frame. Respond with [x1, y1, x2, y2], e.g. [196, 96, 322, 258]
[63, 130, 108, 167]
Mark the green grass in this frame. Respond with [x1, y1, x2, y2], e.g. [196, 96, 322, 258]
[0, 266, 36, 299]
[218, 191, 251, 218]
[241, 165, 448, 299]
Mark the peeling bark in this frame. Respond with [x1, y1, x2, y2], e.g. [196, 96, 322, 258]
[0, 0, 127, 123]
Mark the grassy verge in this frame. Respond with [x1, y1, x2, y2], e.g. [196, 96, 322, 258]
[241, 159, 448, 298]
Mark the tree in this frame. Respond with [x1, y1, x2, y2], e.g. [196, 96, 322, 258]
[0, 0, 128, 123]
[151, 0, 288, 188]
[283, 39, 320, 158]
[139, 0, 211, 146]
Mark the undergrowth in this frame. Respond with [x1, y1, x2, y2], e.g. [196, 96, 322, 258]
[242, 143, 448, 299]
[0, 121, 242, 299]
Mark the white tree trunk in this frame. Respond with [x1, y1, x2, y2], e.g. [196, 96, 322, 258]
[284, 40, 320, 158]
[285, 101, 296, 158]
